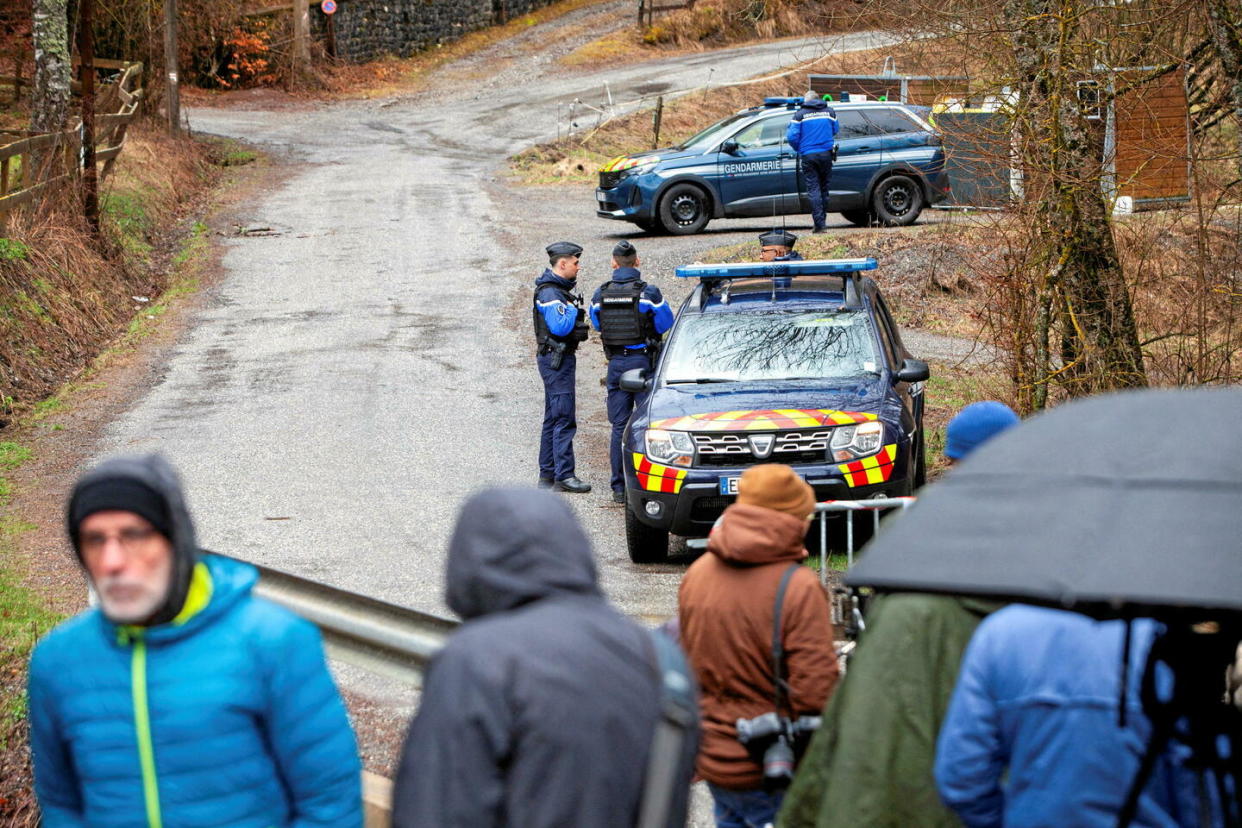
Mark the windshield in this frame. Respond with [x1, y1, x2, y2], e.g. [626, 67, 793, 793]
[662, 310, 881, 383]
[677, 112, 756, 150]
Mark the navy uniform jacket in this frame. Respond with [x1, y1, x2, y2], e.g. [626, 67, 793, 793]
[588, 267, 674, 351]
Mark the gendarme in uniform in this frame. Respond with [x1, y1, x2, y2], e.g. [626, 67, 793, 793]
[758, 229, 804, 262]
[589, 241, 674, 503]
[533, 242, 591, 494]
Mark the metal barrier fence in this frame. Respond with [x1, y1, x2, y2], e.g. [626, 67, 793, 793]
[813, 497, 916, 638]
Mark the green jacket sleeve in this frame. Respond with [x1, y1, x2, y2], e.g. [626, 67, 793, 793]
[778, 594, 994, 828]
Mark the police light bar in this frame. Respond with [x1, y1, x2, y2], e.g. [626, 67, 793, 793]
[675, 258, 879, 280]
[763, 97, 802, 107]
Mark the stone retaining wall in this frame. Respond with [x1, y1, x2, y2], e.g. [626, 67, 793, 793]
[311, 0, 560, 63]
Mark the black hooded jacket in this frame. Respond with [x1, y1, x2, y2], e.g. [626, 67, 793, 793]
[392, 488, 693, 828]
[67, 453, 200, 626]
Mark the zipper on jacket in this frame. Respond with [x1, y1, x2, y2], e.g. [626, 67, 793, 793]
[127, 632, 163, 828]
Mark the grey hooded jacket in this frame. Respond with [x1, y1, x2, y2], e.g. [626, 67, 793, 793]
[392, 488, 694, 828]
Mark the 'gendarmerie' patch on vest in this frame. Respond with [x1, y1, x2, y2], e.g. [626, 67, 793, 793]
[599, 279, 655, 353]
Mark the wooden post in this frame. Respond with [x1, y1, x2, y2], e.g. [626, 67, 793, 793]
[293, 0, 310, 79]
[78, 0, 98, 230]
[652, 95, 663, 149]
[164, 0, 181, 135]
[326, 12, 337, 60]
[636, 0, 644, 29]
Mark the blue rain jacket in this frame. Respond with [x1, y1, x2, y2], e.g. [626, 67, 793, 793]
[29, 553, 362, 828]
[785, 99, 839, 156]
[935, 605, 1207, 828]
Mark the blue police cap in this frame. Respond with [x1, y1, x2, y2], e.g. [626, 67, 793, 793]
[612, 240, 637, 259]
[546, 242, 583, 262]
[759, 230, 798, 248]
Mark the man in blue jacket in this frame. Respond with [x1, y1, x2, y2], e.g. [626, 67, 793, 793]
[935, 606, 1208, 828]
[28, 454, 362, 828]
[786, 92, 839, 234]
[590, 240, 674, 503]
[534, 241, 591, 493]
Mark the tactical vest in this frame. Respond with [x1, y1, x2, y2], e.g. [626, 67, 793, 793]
[533, 283, 581, 350]
[598, 279, 655, 351]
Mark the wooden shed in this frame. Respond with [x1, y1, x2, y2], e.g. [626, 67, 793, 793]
[806, 66, 1191, 212]
[1103, 66, 1190, 211]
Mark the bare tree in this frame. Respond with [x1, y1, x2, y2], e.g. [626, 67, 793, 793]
[1203, 0, 1242, 182]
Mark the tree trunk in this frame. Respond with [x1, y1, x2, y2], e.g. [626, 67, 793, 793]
[31, 0, 72, 135]
[1003, 0, 1147, 403]
[1204, 0, 1242, 183]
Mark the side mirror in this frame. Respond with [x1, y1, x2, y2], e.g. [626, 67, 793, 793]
[895, 358, 930, 384]
[720, 139, 740, 155]
[619, 368, 651, 393]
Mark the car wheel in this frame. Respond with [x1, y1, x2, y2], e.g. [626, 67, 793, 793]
[625, 503, 669, 563]
[841, 209, 874, 227]
[658, 183, 711, 235]
[870, 175, 925, 227]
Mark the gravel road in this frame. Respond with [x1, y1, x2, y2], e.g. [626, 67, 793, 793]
[90, 7, 971, 806]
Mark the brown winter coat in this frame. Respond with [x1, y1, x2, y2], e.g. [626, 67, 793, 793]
[678, 503, 840, 790]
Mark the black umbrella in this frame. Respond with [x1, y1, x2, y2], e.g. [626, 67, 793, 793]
[846, 387, 1242, 827]
[846, 387, 1242, 619]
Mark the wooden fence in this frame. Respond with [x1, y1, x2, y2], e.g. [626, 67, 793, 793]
[637, 0, 697, 28]
[0, 60, 143, 228]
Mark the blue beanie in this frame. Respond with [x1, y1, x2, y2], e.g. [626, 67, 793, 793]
[944, 401, 1020, 460]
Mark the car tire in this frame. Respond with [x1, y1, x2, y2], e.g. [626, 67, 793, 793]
[625, 503, 669, 563]
[841, 209, 874, 227]
[870, 175, 925, 227]
[657, 183, 711, 235]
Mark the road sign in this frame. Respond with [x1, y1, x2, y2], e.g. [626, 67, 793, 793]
[321, 0, 336, 14]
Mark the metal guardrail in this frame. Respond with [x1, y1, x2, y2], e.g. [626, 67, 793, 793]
[214, 552, 458, 687]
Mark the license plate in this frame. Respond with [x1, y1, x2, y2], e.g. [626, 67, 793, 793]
[720, 473, 808, 495]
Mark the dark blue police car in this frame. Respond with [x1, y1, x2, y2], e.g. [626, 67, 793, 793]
[618, 258, 930, 563]
[596, 98, 950, 235]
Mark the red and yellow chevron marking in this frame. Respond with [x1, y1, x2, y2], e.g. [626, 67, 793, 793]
[600, 156, 640, 173]
[838, 444, 898, 488]
[632, 452, 688, 494]
[650, 409, 877, 432]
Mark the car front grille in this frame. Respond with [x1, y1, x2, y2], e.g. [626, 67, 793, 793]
[599, 170, 625, 189]
[693, 429, 832, 467]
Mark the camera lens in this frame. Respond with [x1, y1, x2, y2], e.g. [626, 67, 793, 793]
[762, 737, 796, 790]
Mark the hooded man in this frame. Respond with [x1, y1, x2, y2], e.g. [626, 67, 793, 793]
[392, 487, 697, 828]
[28, 454, 361, 828]
[778, 402, 1020, 828]
[785, 92, 839, 234]
[679, 464, 839, 828]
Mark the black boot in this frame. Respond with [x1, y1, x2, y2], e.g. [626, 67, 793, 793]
[555, 477, 592, 494]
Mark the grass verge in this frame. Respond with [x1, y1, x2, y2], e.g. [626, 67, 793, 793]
[0, 441, 64, 822]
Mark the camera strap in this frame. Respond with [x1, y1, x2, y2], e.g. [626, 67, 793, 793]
[771, 563, 801, 718]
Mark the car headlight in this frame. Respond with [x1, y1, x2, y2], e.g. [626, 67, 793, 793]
[646, 429, 695, 467]
[830, 422, 884, 461]
[619, 160, 658, 180]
